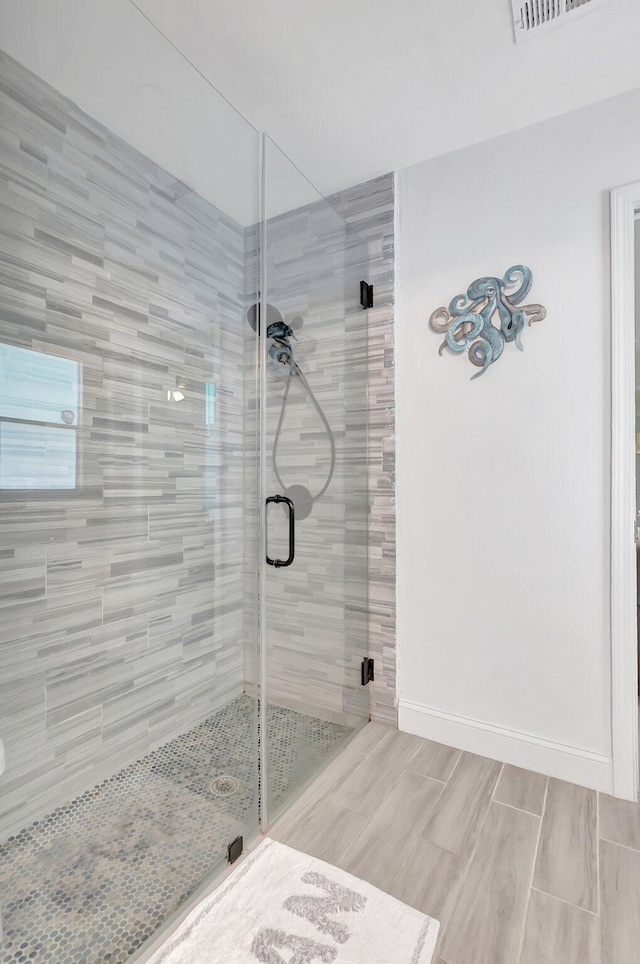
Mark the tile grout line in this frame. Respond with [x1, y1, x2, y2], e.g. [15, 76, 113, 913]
[435, 833, 482, 956]
[407, 748, 462, 785]
[455, 759, 503, 855]
[404, 767, 449, 847]
[341, 762, 447, 869]
[599, 834, 640, 855]
[333, 807, 373, 866]
[515, 774, 549, 964]
[405, 735, 429, 769]
[403, 754, 462, 961]
[445, 750, 463, 782]
[529, 885, 600, 918]
[416, 749, 476, 849]
[333, 734, 411, 864]
[439, 746, 464, 788]
[431, 760, 506, 961]
[491, 797, 544, 818]
[490, 762, 505, 803]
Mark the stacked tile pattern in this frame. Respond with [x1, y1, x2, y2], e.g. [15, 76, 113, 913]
[0, 50, 250, 840]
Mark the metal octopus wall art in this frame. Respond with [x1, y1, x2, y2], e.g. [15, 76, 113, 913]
[429, 265, 546, 380]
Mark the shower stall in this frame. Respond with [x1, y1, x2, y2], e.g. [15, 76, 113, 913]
[0, 14, 370, 962]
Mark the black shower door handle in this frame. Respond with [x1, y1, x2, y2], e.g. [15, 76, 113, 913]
[266, 494, 295, 567]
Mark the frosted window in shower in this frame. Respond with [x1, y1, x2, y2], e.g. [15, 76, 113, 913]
[0, 344, 80, 490]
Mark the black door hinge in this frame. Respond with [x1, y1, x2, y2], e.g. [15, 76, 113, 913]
[227, 835, 243, 864]
[361, 657, 374, 686]
[360, 281, 374, 309]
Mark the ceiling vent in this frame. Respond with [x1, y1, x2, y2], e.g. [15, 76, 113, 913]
[511, 0, 612, 43]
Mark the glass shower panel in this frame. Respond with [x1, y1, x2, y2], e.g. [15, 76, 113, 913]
[0, 14, 260, 961]
[261, 136, 370, 825]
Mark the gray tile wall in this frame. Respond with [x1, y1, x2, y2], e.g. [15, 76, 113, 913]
[0, 51, 250, 839]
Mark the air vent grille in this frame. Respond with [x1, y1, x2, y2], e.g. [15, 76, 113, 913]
[511, 0, 612, 43]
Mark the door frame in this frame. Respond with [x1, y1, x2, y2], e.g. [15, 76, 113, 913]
[611, 181, 639, 801]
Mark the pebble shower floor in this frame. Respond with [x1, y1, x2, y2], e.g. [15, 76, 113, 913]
[0, 696, 350, 962]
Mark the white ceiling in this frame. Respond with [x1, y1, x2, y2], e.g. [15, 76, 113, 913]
[1, 0, 640, 223]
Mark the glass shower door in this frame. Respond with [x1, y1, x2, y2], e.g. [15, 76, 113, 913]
[260, 137, 370, 825]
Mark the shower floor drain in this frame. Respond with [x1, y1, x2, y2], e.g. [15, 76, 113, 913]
[209, 775, 239, 797]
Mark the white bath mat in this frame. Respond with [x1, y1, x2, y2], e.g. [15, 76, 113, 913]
[149, 837, 439, 963]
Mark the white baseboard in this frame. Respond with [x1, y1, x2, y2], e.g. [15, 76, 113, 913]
[398, 699, 613, 793]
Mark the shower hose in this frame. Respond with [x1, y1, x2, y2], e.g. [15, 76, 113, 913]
[272, 362, 336, 504]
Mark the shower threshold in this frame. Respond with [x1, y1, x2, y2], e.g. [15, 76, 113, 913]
[0, 696, 350, 963]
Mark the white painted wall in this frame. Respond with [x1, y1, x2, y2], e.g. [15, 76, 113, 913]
[396, 88, 640, 792]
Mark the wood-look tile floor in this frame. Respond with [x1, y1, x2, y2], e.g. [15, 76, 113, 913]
[268, 722, 640, 964]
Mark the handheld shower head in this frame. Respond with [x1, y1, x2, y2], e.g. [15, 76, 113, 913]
[246, 301, 335, 518]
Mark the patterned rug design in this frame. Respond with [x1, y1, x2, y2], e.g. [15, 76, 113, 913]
[147, 839, 439, 964]
[0, 697, 351, 963]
